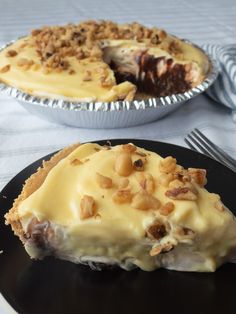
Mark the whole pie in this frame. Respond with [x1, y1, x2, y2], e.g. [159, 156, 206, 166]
[5, 142, 236, 272]
[0, 21, 210, 102]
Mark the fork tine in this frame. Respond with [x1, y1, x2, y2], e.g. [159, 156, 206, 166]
[186, 134, 213, 158]
[184, 137, 198, 152]
[191, 129, 236, 171]
[194, 128, 236, 167]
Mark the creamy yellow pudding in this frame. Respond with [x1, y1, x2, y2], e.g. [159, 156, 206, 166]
[5, 142, 236, 272]
[0, 21, 210, 101]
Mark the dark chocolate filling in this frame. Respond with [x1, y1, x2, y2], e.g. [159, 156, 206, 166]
[110, 52, 191, 97]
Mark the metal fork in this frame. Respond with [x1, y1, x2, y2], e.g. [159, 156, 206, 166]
[184, 128, 236, 173]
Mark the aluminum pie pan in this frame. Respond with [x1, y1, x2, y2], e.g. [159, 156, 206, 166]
[0, 38, 218, 129]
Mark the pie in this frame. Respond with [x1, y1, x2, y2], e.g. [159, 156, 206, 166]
[0, 21, 210, 102]
[5, 142, 236, 272]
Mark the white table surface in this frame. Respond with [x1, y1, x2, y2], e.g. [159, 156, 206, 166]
[0, 0, 236, 313]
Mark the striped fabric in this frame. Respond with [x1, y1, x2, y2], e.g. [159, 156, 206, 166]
[0, 1, 236, 312]
[203, 44, 236, 120]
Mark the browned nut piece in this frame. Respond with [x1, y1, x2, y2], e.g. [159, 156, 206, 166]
[214, 200, 225, 211]
[31, 29, 42, 36]
[114, 152, 133, 177]
[146, 223, 167, 240]
[165, 187, 197, 201]
[6, 50, 18, 57]
[188, 168, 207, 187]
[80, 195, 96, 219]
[122, 143, 137, 153]
[118, 178, 129, 189]
[168, 179, 184, 189]
[158, 173, 174, 187]
[0, 64, 10, 73]
[131, 191, 160, 210]
[133, 159, 144, 171]
[159, 202, 175, 216]
[17, 58, 34, 70]
[139, 173, 155, 194]
[149, 246, 162, 256]
[96, 172, 112, 189]
[112, 189, 133, 204]
[175, 226, 196, 240]
[83, 70, 92, 81]
[70, 158, 83, 166]
[159, 156, 177, 173]
[149, 243, 173, 256]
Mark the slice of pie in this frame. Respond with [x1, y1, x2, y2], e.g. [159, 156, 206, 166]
[5, 142, 236, 272]
[0, 21, 210, 102]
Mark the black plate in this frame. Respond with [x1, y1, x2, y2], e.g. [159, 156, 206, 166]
[0, 139, 236, 314]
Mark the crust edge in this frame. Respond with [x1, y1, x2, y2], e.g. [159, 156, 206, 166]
[4, 143, 80, 243]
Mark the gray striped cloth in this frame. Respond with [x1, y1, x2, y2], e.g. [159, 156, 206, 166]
[202, 44, 236, 121]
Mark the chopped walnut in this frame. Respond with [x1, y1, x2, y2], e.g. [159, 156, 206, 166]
[96, 172, 112, 189]
[31, 29, 42, 36]
[175, 226, 196, 240]
[159, 156, 177, 173]
[139, 173, 155, 194]
[146, 222, 167, 240]
[112, 189, 133, 204]
[114, 152, 133, 177]
[188, 168, 207, 187]
[122, 143, 137, 153]
[70, 158, 83, 166]
[80, 195, 96, 219]
[131, 191, 160, 210]
[83, 70, 92, 81]
[6, 50, 18, 57]
[0, 64, 10, 73]
[165, 187, 197, 200]
[17, 58, 34, 70]
[158, 173, 174, 187]
[149, 242, 173, 256]
[133, 159, 144, 171]
[118, 178, 129, 189]
[159, 202, 175, 216]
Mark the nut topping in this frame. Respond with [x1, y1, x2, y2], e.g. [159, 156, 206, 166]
[165, 187, 197, 200]
[112, 189, 133, 204]
[159, 156, 177, 173]
[139, 173, 155, 194]
[0, 64, 10, 73]
[146, 223, 167, 240]
[83, 70, 92, 81]
[118, 178, 129, 189]
[133, 159, 144, 171]
[122, 143, 137, 153]
[70, 158, 83, 166]
[158, 173, 174, 187]
[131, 191, 160, 210]
[114, 152, 133, 177]
[175, 226, 196, 240]
[188, 168, 207, 187]
[96, 172, 112, 189]
[17, 58, 34, 70]
[80, 195, 96, 219]
[159, 202, 175, 216]
[149, 242, 173, 256]
[6, 50, 18, 57]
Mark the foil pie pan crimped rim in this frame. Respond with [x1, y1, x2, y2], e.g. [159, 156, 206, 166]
[0, 38, 219, 128]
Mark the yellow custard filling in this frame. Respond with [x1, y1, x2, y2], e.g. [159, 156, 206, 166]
[17, 143, 236, 271]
